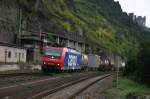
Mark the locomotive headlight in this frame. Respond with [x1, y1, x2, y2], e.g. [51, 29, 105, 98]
[57, 64, 60, 66]
[44, 62, 46, 65]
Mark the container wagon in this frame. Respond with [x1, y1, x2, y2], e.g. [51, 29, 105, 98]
[81, 54, 88, 70]
[87, 54, 100, 70]
[99, 58, 113, 71]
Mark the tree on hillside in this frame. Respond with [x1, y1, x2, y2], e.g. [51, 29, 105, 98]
[137, 41, 150, 83]
[124, 40, 150, 84]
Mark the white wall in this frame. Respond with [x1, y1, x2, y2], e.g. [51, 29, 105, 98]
[0, 46, 26, 63]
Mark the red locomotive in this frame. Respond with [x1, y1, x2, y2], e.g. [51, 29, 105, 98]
[41, 46, 82, 72]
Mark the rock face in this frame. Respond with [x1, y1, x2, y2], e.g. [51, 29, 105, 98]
[0, 4, 18, 44]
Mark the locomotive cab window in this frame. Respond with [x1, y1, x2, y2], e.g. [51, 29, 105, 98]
[44, 49, 62, 59]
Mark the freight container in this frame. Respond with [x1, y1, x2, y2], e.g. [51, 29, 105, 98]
[81, 54, 88, 65]
[81, 54, 88, 69]
[88, 54, 100, 68]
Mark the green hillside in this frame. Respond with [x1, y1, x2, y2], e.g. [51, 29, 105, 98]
[1, 0, 148, 59]
[41, 0, 145, 58]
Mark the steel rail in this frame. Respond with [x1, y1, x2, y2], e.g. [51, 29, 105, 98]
[67, 74, 113, 99]
[28, 73, 112, 99]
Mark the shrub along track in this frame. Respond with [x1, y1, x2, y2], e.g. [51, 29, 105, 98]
[0, 71, 104, 99]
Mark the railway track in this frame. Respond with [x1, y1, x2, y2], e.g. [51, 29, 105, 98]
[0, 71, 43, 78]
[29, 73, 113, 99]
[0, 72, 101, 99]
[0, 70, 100, 78]
[0, 71, 84, 78]
[68, 74, 112, 99]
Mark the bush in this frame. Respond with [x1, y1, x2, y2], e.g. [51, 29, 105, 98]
[124, 40, 150, 84]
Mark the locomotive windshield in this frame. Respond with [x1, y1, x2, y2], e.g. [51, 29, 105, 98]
[44, 49, 62, 59]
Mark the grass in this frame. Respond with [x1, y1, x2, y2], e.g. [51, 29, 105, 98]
[105, 76, 150, 99]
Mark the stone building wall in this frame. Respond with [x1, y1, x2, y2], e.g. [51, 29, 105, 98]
[0, 44, 27, 63]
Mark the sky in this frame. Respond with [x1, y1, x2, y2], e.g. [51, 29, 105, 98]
[114, 0, 150, 28]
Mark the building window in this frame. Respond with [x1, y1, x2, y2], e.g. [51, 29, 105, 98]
[8, 51, 11, 58]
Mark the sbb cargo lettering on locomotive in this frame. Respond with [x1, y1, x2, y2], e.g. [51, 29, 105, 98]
[64, 49, 82, 70]
[68, 55, 77, 67]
